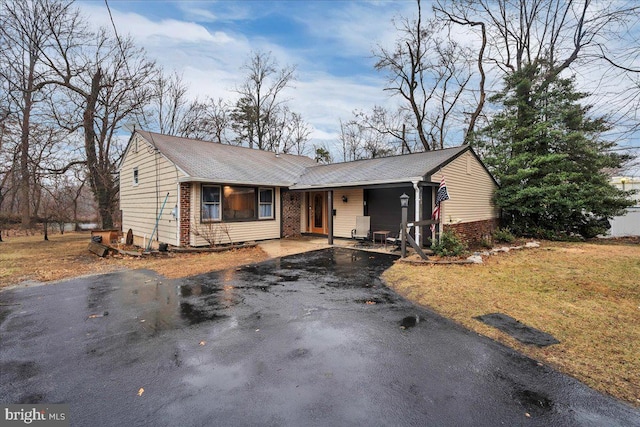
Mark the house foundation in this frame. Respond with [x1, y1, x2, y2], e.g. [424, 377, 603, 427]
[443, 218, 499, 245]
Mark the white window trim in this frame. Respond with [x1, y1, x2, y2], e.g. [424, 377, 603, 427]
[202, 184, 221, 222]
[258, 187, 274, 219]
[133, 167, 139, 186]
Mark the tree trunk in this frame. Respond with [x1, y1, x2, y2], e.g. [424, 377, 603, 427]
[83, 67, 115, 230]
[19, 87, 33, 229]
[465, 21, 486, 142]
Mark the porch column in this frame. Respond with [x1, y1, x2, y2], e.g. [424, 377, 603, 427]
[413, 181, 422, 246]
[327, 190, 334, 245]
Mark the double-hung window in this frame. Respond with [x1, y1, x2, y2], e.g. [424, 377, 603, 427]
[202, 185, 221, 221]
[259, 188, 274, 219]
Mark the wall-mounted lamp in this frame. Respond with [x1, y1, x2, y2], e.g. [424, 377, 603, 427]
[342, 195, 348, 203]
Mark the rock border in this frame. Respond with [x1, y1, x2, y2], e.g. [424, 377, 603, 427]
[397, 241, 541, 265]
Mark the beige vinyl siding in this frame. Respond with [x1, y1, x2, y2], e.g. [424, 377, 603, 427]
[432, 151, 498, 224]
[332, 189, 365, 238]
[190, 184, 281, 246]
[120, 134, 184, 247]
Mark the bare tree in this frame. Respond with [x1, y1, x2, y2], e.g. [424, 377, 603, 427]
[435, 0, 640, 135]
[353, 106, 413, 153]
[181, 97, 232, 143]
[41, 172, 80, 234]
[147, 70, 190, 136]
[434, 5, 487, 141]
[232, 51, 296, 150]
[374, 0, 474, 150]
[339, 119, 364, 162]
[0, 111, 18, 239]
[0, 0, 70, 228]
[269, 107, 311, 155]
[42, 21, 157, 229]
[145, 70, 233, 143]
[425, 41, 473, 149]
[339, 117, 396, 161]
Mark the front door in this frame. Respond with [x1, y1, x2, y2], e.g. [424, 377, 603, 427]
[309, 192, 326, 234]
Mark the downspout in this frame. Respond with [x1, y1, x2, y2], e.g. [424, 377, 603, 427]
[413, 181, 421, 247]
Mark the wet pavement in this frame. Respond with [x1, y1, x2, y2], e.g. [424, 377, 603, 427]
[1, 248, 638, 426]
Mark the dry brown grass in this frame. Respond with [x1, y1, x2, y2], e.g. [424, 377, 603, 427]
[383, 241, 640, 407]
[0, 232, 269, 287]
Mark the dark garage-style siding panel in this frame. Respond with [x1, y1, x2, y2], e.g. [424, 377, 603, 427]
[364, 186, 432, 241]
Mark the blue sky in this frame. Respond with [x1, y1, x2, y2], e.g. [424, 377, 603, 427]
[79, 0, 415, 152]
[77, 1, 639, 173]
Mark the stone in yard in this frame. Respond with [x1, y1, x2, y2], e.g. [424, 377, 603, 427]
[467, 255, 483, 264]
[525, 241, 540, 248]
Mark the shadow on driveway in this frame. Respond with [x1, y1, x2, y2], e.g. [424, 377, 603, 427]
[1, 248, 638, 426]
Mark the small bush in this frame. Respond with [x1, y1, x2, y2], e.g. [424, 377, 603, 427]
[480, 236, 493, 249]
[431, 230, 468, 257]
[492, 227, 515, 243]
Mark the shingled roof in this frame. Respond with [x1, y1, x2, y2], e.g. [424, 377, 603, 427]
[135, 131, 317, 187]
[289, 145, 469, 189]
[132, 131, 473, 188]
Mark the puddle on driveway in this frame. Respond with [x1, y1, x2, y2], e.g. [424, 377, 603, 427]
[513, 389, 554, 416]
[400, 315, 420, 329]
[171, 248, 397, 328]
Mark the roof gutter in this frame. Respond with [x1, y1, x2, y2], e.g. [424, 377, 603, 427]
[290, 176, 425, 190]
[178, 176, 294, 188]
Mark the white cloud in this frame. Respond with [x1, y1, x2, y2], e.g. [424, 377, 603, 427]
[295, 2, 412, 58]
[75, 1, 418, 156]
[79, 3, 232, 44]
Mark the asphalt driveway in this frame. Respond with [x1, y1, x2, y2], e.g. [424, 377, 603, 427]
[1, 248, 638, 426]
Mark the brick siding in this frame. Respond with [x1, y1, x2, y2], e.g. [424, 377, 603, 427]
[282, 191, 302, 237]
[179, 183, 191, 246]
[443, 218, 499, 245]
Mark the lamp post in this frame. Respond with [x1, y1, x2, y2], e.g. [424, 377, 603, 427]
[400, 193, 409, 258]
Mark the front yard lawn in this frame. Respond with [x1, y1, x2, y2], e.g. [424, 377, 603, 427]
[0, 232, 268, 287]
[383, 240, 640, 407]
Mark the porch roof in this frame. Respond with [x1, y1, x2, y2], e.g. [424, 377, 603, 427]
[289, 145, 469, 190]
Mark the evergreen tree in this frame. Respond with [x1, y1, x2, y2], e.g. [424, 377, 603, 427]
[477, 66, 633, 239]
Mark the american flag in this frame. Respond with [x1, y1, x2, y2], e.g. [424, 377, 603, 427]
[430, 176, 450, 233]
